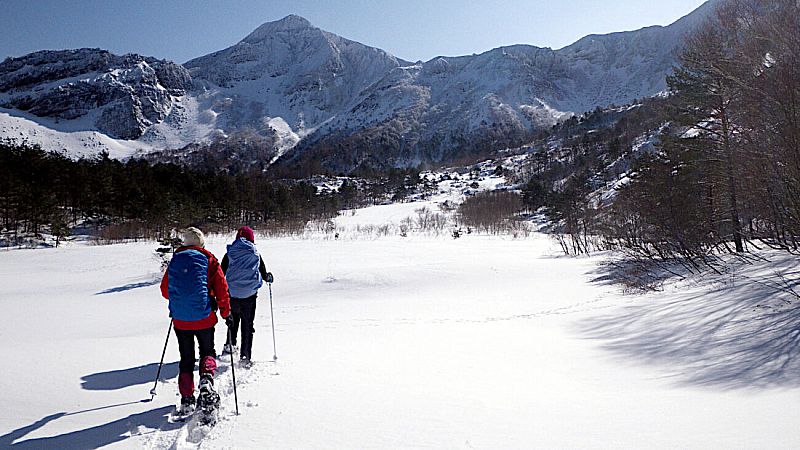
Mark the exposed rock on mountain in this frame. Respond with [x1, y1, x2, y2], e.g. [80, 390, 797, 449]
[0, 48, 192, 139]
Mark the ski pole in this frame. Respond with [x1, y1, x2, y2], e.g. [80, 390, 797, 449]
[150, 319, 173, 399]
[227, 325, 239, 415]
[268, 282, 277, 361]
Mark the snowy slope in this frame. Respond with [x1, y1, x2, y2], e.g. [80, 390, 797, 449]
[0, 108, 151, 159]
[556, 0, 717, 112]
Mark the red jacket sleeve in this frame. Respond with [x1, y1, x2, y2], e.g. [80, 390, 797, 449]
[160, 271, 169, 299]
[208, 256, 231, 318]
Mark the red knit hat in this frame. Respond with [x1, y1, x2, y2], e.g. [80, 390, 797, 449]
[236, 226, 255, 243]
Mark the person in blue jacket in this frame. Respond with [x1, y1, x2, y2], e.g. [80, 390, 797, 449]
[160, 227, 232, 413]
[221, 226, 272, 365]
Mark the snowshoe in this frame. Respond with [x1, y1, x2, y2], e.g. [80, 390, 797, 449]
[170, 396, 196, 422]
[197, 375, 220, 425]
[222, 343, 236, 355]
[240, 356, 254, 369]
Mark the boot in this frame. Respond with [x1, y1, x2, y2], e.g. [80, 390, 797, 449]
[197, 374, 220, 411]
[179, 395, 196, 415]
[240, 355, 253, 369]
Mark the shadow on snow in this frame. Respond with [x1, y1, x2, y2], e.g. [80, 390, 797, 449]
[581, 253, 800, 390]
[0, 405, 179, 449]
[81, 361, 229, 391]
[81, 362, 180, 390]
[95, 279, 160, 295]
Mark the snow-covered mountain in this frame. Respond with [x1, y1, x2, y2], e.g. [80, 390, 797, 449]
[178, 14, 409, 160]
[0, 49, 192, 141]
[0, 2, 718, 170]
[185, 15, 408, 128]
[288, 0, 718, 171]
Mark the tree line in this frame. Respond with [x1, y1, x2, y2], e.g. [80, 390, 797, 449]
[0, 142, 346, 244]
[607, 0, 800, 267]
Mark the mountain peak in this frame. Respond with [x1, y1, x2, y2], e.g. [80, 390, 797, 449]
[243, 15, 315, 42]
[273, 14, 313, 29]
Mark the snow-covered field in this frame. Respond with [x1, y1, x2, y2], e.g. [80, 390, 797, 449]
[2, 200, 800, 448]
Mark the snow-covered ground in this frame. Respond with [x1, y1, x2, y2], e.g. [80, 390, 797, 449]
[2, 200, 800, 448]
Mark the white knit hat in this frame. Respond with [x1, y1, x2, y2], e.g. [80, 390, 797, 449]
[183, 227, 205, 248]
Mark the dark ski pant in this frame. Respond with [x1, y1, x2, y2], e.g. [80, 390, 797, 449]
[175, 327, 217, 397]
[227, 294, 257, 359]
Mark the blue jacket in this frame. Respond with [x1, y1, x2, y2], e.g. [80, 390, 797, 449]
[225, 238, 263, 298]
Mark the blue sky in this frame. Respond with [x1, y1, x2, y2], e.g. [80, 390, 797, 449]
[1, 0, 708, 63]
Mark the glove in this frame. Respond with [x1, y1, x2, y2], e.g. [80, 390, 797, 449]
[224, 314, 234, 328]
[265, 272, 274, 283]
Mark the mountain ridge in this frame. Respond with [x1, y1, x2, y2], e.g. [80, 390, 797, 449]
[0, 2, 719, 172]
